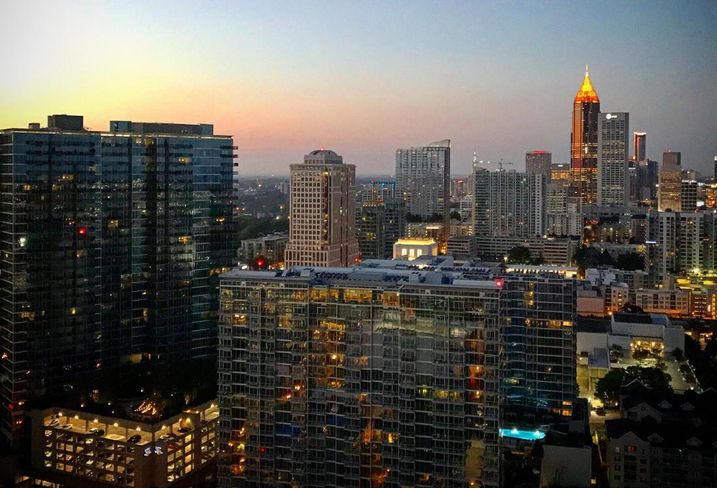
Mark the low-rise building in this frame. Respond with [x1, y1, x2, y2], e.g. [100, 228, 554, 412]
[633, 288, 691, 317]
[576, 311, 685, 397]
[578, 311, 684, 357]
[29, 400, 218, 488]
[392, 238, 438, 260]
[446, 236, 475, 260]
[606, 390, 717, 488]
[475, 236, 579, 265]
[539, 400, 595, 488]
[238, 232, 288, 267]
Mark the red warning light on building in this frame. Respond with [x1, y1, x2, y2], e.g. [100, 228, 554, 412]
[254, 256, 268, 270]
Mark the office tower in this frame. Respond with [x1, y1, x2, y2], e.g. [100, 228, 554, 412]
[550, 163, 571, 183]
[714, 155, 717, 180]
[472, 168, 546, 239]
[627, 161, 639, 205]
[217, 263, 577, 488]
[525, 150, 552, 177]
[597, 112, 629, 207]
[637, 159, 658, 201]
[284, 149, 359, 267]
[658, 153, 682, 211]
[0, 115, 235, 442]
[395, 140, 450, 224]
[633, 131, 646, 162]
[546, 182, 583, 236]
[681, 179, 698, 212]
[663, 150, 681, 167]
[570, 67, 600, 204]
[356, 194, 405, 260]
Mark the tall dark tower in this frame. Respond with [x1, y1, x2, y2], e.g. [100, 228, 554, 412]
[633, 131, 647, 162]
[570, 66, 600, 204]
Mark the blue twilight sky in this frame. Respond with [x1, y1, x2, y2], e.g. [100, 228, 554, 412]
[1, 0, 716, 175]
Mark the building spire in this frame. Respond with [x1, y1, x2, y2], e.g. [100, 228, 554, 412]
[575, 66, 599, 103]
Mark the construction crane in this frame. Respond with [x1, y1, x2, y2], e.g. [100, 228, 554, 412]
[473, 153, 514, 172]
[484, 159, 514, 172]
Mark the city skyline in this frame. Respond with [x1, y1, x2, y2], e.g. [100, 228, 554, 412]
[2, 0, 716, 175]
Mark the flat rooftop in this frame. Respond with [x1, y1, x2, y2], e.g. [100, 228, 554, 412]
[2, 114, 231, 138]
[612, 312, 670, 326]
[222, 260, 575, 289]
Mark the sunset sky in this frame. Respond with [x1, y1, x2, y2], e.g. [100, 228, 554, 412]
[1, 0, 716, 175]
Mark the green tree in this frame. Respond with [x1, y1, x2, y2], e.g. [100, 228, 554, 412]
[595, 366, 672, 405]
[616, 252, 645, 271]
[405, 213, 423, 223]
[625, 366, 672, 393]
[573, 246, 614, 272]
[598, 250, 616, 266]
[595, 369, 625, 404]
[673, 347, 685, 363]
[506, 246, 533, 264]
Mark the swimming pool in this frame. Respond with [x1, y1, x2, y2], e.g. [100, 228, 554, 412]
[498, 427, 546, 441]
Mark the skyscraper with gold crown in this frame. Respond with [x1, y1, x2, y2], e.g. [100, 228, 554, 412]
[570, 66, 601, 204]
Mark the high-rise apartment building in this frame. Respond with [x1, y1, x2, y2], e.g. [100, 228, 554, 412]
[597, 112, 629, 207]
[658, 152, 682, 211]
[217, 262, 577, 488]
[570, 68, 600, 205]
[356, 194, 405, 260]
[0, 115, 236, 442]
[633, 131, 646, 162]
[546, 182, 583, 237]
[647, 210, 716, 284]
[395, 140, 450, 224]
[472, 168, 546, 240]
[525, 150, 552, 178]
[681, 179, 698, 212]
[284, 150, 359, 267]
[358, 180, 397, 203]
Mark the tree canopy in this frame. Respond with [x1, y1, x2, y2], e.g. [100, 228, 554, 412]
[616, 252, 646, 271]
[595, 366, 672, 405]
[573, 246, 615, 272]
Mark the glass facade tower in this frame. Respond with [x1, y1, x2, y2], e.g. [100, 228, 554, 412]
[217, 263, 577, 487]
[570, 68, 601, 205]
[0, 116, 235, 442]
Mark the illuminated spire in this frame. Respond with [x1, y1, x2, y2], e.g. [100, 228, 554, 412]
[575, 66, 599, 103]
